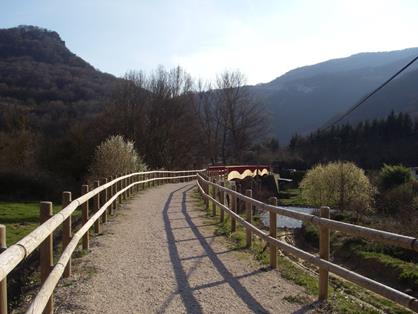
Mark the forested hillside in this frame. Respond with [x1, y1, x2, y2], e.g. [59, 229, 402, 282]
[0, 26, 265, 200]
[0, 26, 123, 199]
[250, 48, 418, 143]
[289, 111, 418, 169]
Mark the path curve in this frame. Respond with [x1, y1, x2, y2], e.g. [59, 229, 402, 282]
[55, 182, 311, 313]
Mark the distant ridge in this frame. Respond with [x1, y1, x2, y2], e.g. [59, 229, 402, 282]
[250, 48, 418, 143]
[0, 25, 117, 106]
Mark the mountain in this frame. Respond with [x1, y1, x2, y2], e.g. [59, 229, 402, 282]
[2, 26, 417, 146]
[0, 25, 118, 127]
[250, 48, 418, 143]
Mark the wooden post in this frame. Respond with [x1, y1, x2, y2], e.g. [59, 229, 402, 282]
[125, 173, 129, 198]
[129, 174, 133, 194]
[319, 206, 330, 301]
[101, 178, 108, 223]
[236, 183, 241, 213]
[219, 182, 225, 223]
[109, 176, 115, 215]
[204, 179, 209, 211]
[121, 174, 126, 200]
[40, 201, 53, 314]
[211, 179, 217, 217]
[0, 225, 7, 314]
[125, 174, 130, 199]
[231, 185, 237, 232]
[269, 197, 278, 269]
[117, 175, 122, 205]
[81, 185, 89, 250]
[93, 181, 101, 234]
[245, 189, 252, 248]
[135, 174, 139, 192]
[113, 176, 117, 212]
[62, 191, 72, 278]
[127, 174, 130, 196]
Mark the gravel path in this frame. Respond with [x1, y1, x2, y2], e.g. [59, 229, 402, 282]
[55, 182, 312, 313]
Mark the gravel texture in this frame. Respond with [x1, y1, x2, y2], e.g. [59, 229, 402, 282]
[55, 182, 313, 313]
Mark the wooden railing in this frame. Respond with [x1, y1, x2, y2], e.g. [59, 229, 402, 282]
[0, 169, 203, 314]
[196, 173, 418, 313]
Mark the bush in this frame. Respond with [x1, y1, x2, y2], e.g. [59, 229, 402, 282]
[379, 182, 418, 215]
[379, 164, 413, 192]
[300, 161, 375, 218]
[89, 135, 147, 180]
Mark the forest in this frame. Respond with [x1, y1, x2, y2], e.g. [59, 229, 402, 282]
[287, 111, 418, 169]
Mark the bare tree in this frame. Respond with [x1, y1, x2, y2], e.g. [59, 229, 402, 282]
[142, 66, 201, 169]
[211, 70, 266, 163]
[194, 80, 221, 164]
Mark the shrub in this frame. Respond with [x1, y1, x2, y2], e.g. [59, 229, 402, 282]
[89, 135, 147, 180]
[379, 182, 418, 216]
[379, 164, 413, 192]
[300, 161, 374, 218]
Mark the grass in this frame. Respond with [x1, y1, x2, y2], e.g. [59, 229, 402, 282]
[193, 188, 414, 314]
[357, 250, 418, 287]
[0, 201, 65, 245]
[278, 188, 306, 206]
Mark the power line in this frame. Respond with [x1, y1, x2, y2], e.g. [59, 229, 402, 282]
[322, 54, 418, 130]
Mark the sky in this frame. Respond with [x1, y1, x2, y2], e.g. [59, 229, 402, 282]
[1, 0, 417, 84]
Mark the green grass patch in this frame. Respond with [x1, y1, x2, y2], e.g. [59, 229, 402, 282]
[357, 250, 418, 287]
[277, 255, 414, 313]
[0, 201, 66, 245]
[278, 188, 306, 206]
[193, 190, 413, 313]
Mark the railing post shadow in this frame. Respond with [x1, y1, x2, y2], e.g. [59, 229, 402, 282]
[40, 201, 54, 314]
[62, 191, 72, 278]
[319, 206, 330, 301]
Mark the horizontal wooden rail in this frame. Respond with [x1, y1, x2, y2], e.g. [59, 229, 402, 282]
[27, 178, 138, 313]
[198, 175, 418, 252]
[0, 170, 203, 283]
[0, 169, 203, 314]
[196, 175, 418, 313]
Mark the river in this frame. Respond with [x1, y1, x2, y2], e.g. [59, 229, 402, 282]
[260, 206, 315, 229]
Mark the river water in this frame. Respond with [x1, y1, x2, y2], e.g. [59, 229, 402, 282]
[260, 206, 315, 229]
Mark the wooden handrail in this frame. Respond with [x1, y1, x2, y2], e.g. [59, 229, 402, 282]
[197, 174, 418, 252]
[0, 170, 204, 283]
[196, 174, 418, 312]
[27, 177, 139, 313]
[0, 170, 203, 314]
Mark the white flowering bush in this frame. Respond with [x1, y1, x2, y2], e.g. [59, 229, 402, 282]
[300, 161, 375, 217]
[89, 135, 147, 179]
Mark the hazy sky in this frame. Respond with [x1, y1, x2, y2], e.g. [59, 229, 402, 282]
[1, 0, 417, 84]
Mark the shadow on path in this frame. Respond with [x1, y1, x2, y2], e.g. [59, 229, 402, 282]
[162, 185, 203, 314]
[160, 184, 270, 314]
